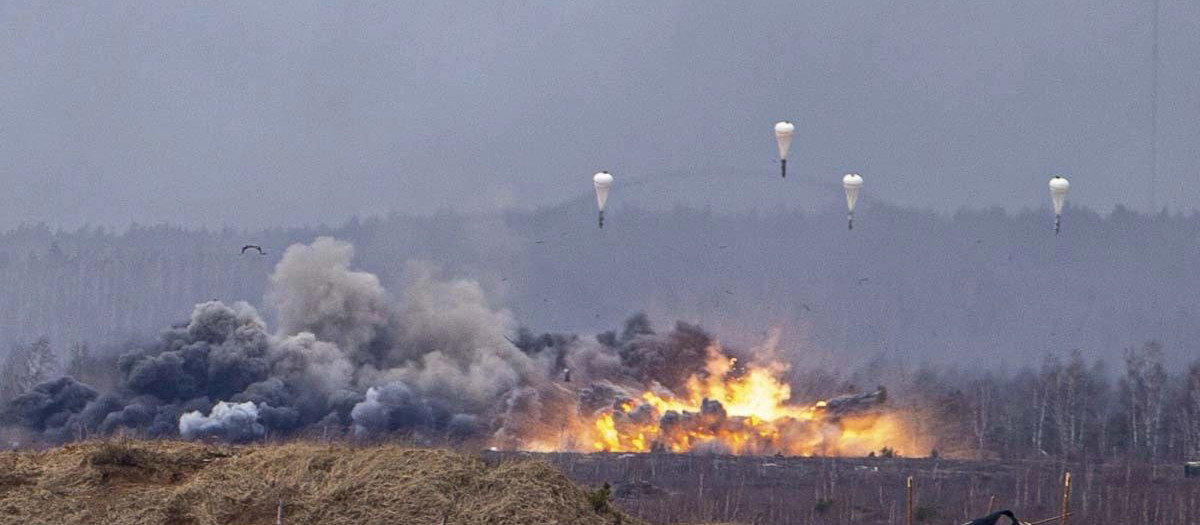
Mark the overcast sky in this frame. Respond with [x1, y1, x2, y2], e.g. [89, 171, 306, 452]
[1, 1, 1196, 229]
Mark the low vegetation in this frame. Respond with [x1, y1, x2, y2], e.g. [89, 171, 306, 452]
[0, 440, 643, 525]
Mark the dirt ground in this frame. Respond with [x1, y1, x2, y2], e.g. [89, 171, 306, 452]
[0, 440, 646, 525]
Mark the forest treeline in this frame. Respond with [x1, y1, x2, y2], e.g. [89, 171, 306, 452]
[892, 342, 1200, 462]
[2, 201, 1199, 369]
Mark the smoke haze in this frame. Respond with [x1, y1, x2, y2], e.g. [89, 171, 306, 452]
[4, 200, 1200, 372]
[2, 237, 805, 453]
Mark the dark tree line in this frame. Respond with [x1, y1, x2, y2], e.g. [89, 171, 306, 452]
[848, 342, 1200, 463]
[4, 203, 1200, 372]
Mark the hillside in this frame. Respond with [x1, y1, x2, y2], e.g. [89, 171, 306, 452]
[0, 440, 644, 525]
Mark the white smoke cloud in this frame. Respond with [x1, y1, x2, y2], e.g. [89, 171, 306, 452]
[179, 401, 264, 442]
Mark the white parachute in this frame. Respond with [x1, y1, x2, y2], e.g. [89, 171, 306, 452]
[774, 121, 794, 178]
[842, 173, 864, 230]
[593, 171, 613, 228]
[1049, 176, 1070, 235]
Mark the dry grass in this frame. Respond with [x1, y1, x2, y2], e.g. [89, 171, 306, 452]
[0, 439, 645, 525]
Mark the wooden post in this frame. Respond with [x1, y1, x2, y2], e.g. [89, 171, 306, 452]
[1059, 472, 1071, 525]
[906, 476, 914, 525]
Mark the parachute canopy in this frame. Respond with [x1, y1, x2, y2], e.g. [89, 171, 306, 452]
[842, 173, 864, 213]
[1049, 176, 1069, 216]
[593, 172, 613, 211]
[774, 121, 795, 160]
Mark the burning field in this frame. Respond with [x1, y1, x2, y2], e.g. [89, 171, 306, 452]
[1, 237, 925, 460]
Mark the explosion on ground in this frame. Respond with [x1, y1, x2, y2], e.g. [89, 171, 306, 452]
[534, 344, 922, 457]
[0, 237, 925, 461]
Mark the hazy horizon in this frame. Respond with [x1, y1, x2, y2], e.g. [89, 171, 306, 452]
[3, 201, 1198, 375]
[1, 168, 1197, 235]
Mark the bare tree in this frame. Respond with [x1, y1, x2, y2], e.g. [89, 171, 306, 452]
[970, 375, 997, 456]
[1051, 350, 1087, 460]
[0, 337, 58, 401]
[26, 337, 59, 386]
[0, 343, 30, 402]
[1184, 361, 1200, 459]
[1123, 343, 1168, 459]
[65, 341, 89, 381]
[1033, 355, 1060, 457]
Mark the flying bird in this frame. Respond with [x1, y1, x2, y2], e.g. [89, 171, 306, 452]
[960, 510, 1024, 525]
[241, 245, 266, 255]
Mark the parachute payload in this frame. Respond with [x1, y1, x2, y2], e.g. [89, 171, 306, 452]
[842, 173, 863, 230]
[1049, 176, 1070, 235]
[593, 171, 613, 228]
[774, 121, 794, 178]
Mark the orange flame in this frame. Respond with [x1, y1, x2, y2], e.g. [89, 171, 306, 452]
[568, 344, 926, 457]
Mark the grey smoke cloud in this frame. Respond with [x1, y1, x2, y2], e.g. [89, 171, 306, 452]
[1, 237, 552, 443]
[3, 236, 776, 451]
[268, 237, 394, 364]
[2, 377, 97, 439]
[351, 382, 450, 436]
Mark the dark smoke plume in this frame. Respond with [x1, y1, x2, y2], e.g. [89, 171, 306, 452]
[3, 236, 784, 450]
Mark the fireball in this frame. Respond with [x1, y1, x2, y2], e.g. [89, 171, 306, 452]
[557, 344, 925, 457]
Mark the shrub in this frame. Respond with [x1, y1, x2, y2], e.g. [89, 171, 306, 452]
[814, 497, 834, 514]
[915, 504, 940, 523]
[90, 440, 143, 467]
[589, 482, 612, 513]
